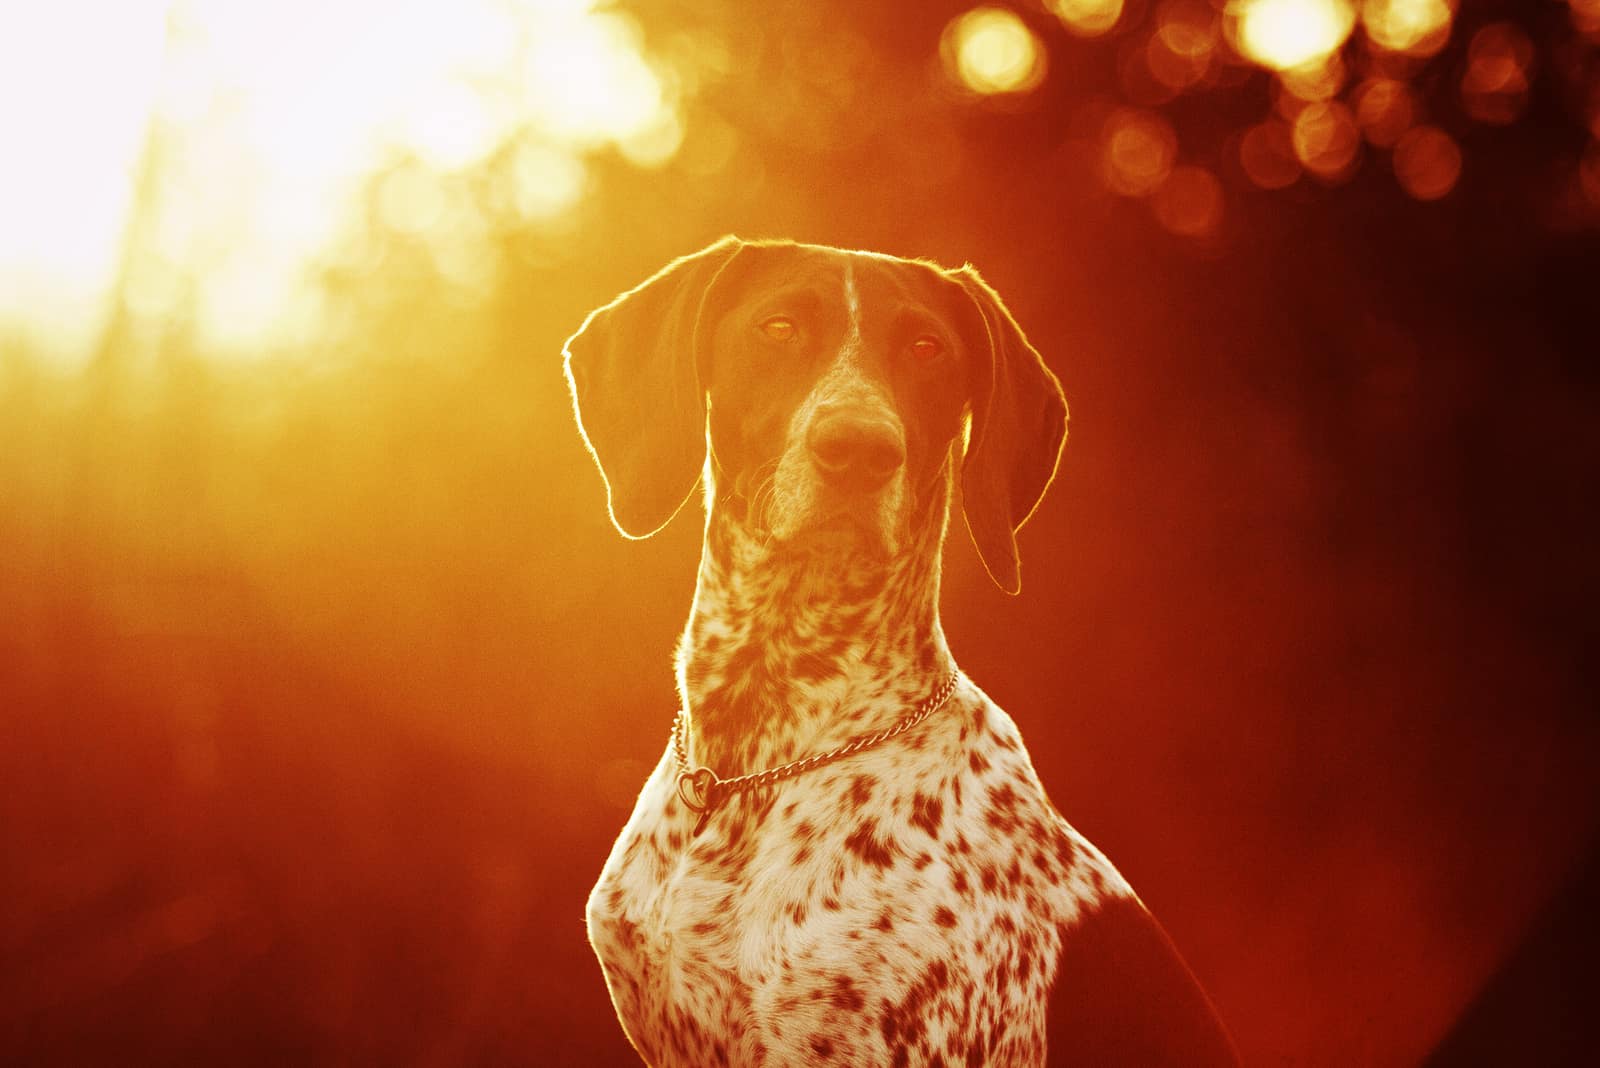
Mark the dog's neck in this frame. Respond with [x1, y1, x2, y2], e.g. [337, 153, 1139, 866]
[674, 468, 958, 777]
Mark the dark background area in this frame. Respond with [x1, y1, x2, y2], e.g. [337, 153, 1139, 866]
[3, 1, 1598, 1064]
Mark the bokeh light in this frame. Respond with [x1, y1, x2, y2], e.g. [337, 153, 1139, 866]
[1147, 0, 1220, 91]
[1460, 22, 1534, 126]
[1100, 107, 1180, 195]
[1581, 140, 1600, 204]
[1573, 0, 1600, 37]
[1353, 76, 1417, 146]
[1292, 100, 1362, 180]
[943, 7, 1048, 97]
[1361, 0, 1455, 58]
[510, 144, 590, 221]
[1239, 120, 1303, 188]
[1277, 54, 1348, 103]
[1049, 0, 1125, 37]
[1392, 124, 1462, 199]
[1230, 0, 1358, 72]
[1153, 163, 1225, 236]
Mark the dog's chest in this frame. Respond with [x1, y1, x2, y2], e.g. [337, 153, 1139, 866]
[586, 704, 1121, 1067]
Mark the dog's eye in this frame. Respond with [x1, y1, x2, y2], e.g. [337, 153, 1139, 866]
[760, 316, 797, 342]
[909, 335, 944, 360]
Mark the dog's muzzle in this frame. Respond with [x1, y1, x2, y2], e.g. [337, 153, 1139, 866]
[806, 407, 906, 495]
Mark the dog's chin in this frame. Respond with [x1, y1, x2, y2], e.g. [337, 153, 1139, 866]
[778, 507, 899, 560]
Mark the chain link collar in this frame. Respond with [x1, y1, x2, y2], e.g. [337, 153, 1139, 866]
[672, 672, 962, 834]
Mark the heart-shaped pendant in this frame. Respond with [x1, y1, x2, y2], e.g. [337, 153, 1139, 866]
[676, 766, 719, 814]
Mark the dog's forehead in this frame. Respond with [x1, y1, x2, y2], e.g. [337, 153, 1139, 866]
[735, 243, 950, 313]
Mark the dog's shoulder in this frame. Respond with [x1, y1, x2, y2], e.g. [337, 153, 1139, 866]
[960, 685, 1240, 1065]
[1044, 887, 1240, 1065]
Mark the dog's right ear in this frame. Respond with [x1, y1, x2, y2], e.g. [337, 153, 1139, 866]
[563, 236, 745, 538]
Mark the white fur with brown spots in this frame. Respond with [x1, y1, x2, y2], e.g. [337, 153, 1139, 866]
[566, 238, 1238, 1066]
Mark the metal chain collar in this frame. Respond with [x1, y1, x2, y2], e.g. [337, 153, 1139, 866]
[672, 672, 961, 833]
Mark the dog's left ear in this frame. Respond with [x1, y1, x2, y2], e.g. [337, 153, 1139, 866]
[563, 236, 745, 538]
[950, 265, 1068, 595]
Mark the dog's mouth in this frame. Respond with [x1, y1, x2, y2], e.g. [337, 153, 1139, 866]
[724, 459, 906, 558]
[782, 502, 897, 558]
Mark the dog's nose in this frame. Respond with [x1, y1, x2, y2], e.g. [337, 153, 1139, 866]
[807, 410, 906, 492]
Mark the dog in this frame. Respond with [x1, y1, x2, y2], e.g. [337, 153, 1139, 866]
[566, 237, 1238, 1066]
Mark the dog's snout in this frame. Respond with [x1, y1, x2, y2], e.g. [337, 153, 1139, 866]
[807, 410, 906, 492]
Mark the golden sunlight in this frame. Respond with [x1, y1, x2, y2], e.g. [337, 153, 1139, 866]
[1230, 0, 1357, 72]
[0, 3, 166, 354]
[0, 0, 679, 363]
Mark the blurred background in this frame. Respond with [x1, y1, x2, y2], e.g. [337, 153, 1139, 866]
[2, 0, 1597, 1064]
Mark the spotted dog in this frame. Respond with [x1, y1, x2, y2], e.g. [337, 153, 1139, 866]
[566, 238, 1238, 1066]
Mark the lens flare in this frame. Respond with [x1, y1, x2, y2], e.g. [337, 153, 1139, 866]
[943, 8, 1047, 96]
[1230, 0, 1357, 72]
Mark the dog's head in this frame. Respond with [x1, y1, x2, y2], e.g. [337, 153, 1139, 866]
[563, 237, 1066, 594]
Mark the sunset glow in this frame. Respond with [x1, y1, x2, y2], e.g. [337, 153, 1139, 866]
[0, 0, 679, 361]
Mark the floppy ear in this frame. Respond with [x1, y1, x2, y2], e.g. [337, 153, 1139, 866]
[951, 265, 1069, 595]
[563, 236, 745, 538]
